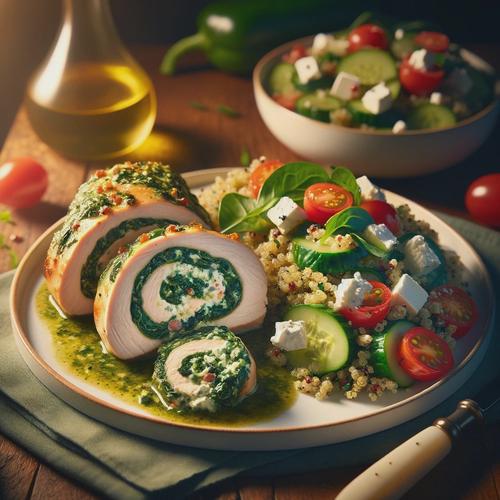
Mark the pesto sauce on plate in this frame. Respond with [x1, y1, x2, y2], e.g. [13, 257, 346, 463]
[36, 283, 296, 427]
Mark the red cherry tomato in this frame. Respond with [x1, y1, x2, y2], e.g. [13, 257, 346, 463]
[248, 159, 284, 198]
[465, 174, 500, 227]
[428, 285, 478, 339]
[414, 31, 450, 53]
[399, 56, 444, 96]
[360, 200, 400, 235]
[0, 157, 48, 209]
[398, 327, 454, 382]
[340, 280, 391, 328]
[347, 24, 389, 53]
[283, 43, 307, 64]
[273, 92, 301, 111]
[303, 182, 353, 224]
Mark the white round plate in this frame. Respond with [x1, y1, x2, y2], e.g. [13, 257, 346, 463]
[11, 168, 495, 451]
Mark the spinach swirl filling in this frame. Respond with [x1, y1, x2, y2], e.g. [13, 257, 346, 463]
[131, 248, 242, 339]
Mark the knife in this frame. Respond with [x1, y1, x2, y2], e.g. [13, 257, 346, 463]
[336, 376, 500, 500]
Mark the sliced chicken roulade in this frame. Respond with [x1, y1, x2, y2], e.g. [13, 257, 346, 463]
[45, 161, 211, 316]
[152, 325, 257, 412]
[94, 224, 268, 359]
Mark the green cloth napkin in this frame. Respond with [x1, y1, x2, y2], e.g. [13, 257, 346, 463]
[0, 213, 499, 499]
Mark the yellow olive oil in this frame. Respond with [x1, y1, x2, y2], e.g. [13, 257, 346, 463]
[26, 63, 156, 160]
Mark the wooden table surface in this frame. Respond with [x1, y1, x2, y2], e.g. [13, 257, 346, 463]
[1, 44, 499, 500]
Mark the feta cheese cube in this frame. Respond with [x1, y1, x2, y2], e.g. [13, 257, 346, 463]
[334, 272, 373, 311]
[362, 82, 393, 114]
[391, 273, 429, 315]
[363, 223, 398, 251]
[267, 196, 307, 234]
[392, 120, 407, 134]
[356, 175, 386, 201]
[445, 68, 473, 95]
[311, 33, 349, 57]
[271, 320, 307, 351]
[395, 28, 405, 40]
[330, 71, 361, 100]
[403, 235, 441, 276]
[430, 92, 443, 105]
[409, 49, 436, 71]
[294, 56, 321, 85]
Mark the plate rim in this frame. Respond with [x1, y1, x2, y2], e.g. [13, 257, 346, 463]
[10, 167, 496, 435]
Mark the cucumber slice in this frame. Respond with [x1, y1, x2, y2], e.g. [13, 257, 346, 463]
[390, 35, 417, 60]
[284, 304, 353, 374]
[347, 99, 402, 128]
[371, 320, 416, 387]
[292, 72, 334, 93]
[386, 78, 401, 99]
[268, 62, 296, 96]
[292, 237, 366, 274]
[407, 103, 457, 130]
[295, 93, 343, 123]
[337, 49, 397, 86]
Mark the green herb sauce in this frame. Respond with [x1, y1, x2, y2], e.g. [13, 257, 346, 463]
[36, 283, 296, 427]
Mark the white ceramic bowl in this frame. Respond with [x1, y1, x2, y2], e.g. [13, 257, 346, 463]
[253, 37, 500, 178]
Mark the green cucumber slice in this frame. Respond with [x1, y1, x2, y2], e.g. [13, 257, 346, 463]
[390, 35, 417, 60]
[295, 93, 343, 123]
[292, 72, 334, 93]
[292, 237, 366, 274]
[371, 320, 416, 387]
[407, 103, 457, 130]
[386, 78, 401, 99]
[347, 99, 401, 128]
[268, 62, 296, 96]
[337, 49, 397, 86]
[284, 304, 353, 374]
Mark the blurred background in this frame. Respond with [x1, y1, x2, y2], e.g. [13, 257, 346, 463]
[1, 0, 499, 146]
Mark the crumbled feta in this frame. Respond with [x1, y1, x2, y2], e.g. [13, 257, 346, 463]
[330, 71, 361, 100]
[267, 196, 307, 234]
[356, 175, 386, 201]
[271, 320, 307, 351]
[409, 49, 435, 71]
[294, 56, 321, 84]
[334, 272, 373, 310]
[189, 395, 216, 412]
[362, 82, 393, 114]
[311, 33, 349, 56]
[392, 120, 407, 134]
[445, 68, 473, 95]
[391, 273, 429, 315]
[403, 235, 441, 276]
[395, 28, 405, 40]
[363, 223, 398, 251]
[430, 92, 443, 105]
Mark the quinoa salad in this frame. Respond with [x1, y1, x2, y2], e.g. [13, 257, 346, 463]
[198, 158, 477, 403]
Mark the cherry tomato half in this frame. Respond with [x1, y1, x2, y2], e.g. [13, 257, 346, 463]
[428, 285, 478, 339]
[248, 159, 284, 198]
[282, 43, 307, 64]
[465, 173, 500, 228]
[414, 31, 450, 53]
[347, 24, 389, 53]
[303, 182, 353, 224]
[360, 200, 400, 235]
[399, 56, 444, 96]
[340, 280, 391, 328]
[273, 92, 302, 111]
[399, 327, 454, 382]
[0, 157, 48, 209]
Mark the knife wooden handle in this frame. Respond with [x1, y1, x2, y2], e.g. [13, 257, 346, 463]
[336, 426, 452, 500]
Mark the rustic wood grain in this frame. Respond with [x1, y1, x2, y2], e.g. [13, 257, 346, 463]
[0, 43, 498, 500]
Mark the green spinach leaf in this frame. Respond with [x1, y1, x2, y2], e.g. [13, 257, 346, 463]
[320, 207, 373, 243]
[351, 233, 389, 258]
[330, 166, 362, 205]
[218, 193, 269, 233]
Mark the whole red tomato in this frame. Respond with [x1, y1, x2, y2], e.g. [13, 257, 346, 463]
[465, 174, 500, 227]
[360, 200, 400, 235]
[0, 158, 48, 209]
[399, 57, 444, 96]
[348, 24, 388, 53]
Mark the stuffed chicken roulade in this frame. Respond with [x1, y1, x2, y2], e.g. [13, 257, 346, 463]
[45, 161, 211, 316]
[94, 224, 268, 359]
[152, 326, 257, 412]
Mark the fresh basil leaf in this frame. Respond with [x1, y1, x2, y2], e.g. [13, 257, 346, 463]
[219, 193, 270, 234]
[320, 207, 374, 243]
[351, 233, 389, 258]
[330, 166, 361, 205]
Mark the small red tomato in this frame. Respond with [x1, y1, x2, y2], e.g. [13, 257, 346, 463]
[0, 157, 48, 209]
[248, 159, 284, 198]
[348, 24, 389, 53]
[341, 281, 392, 328]
[428, 285, 478, 339]
[273, 92, 302, 111]
[414, 31, 450, 53]
[303, 182, 353, 224]
[398, 327, 454, 382]
[465, 173, 500, 227]
[283, 43, 307, 64]
[399, 56, 444, 96]
[360, 200, 400, 235]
